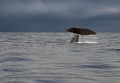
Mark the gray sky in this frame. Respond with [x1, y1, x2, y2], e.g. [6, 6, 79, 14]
[0, 0, 120, 32]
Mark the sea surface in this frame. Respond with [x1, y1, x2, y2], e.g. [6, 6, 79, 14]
[0, 32, 120, 83]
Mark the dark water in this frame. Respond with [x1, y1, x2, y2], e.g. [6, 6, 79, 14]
[0, 32, 120, 83]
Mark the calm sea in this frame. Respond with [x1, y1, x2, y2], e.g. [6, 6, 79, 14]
[0, 32, 120, 83]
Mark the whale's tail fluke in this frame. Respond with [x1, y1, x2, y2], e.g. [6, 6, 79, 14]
[66, 27, 96, 35]
[66, 27, 97, 44]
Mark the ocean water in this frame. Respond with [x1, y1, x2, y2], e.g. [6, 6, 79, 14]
[0, 32, 120, 83]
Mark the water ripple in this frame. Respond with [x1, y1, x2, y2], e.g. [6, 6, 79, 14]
[0, 33, 120, 83]
[4, 81, 24, 83]
[0, 57, 31, 63]
[35, 79, 63, 83]
[80, 63, 117, 69]
[1, 68, 26, 72]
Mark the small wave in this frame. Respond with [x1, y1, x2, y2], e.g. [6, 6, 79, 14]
[1, 68, 26, 72]
[105, 48, 120, 52]
[110, 48, 120, 51]
[4, 81, 24, 83]
[80, 63, 114, 69]
[35, 80, 59, 83]
[0, 57, 31, 63]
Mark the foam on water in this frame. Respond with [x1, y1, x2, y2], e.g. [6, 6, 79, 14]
[76, 41, 98, 44]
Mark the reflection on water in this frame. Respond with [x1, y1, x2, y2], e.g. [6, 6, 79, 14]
[0, 33, 120, 83]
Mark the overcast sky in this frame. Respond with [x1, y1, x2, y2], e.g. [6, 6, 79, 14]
[0, 0, 120, 32]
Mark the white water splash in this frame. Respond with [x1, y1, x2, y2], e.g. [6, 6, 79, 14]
[76, 41, 98, 44]
[76, 35, 98, 44]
